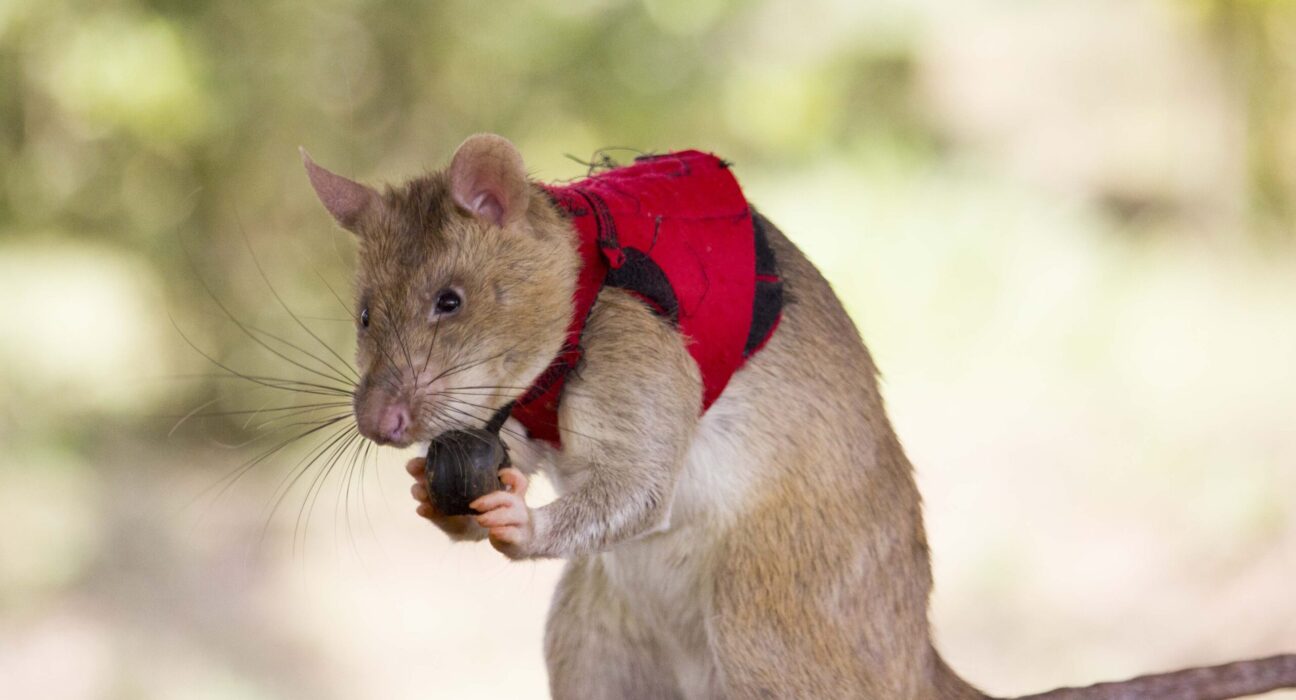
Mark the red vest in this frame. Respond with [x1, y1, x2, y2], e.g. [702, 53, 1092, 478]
[509, 151, 783, 446]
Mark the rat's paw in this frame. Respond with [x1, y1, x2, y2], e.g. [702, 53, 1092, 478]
[470, 468, 534, 559]
[406, 457, 484, 540]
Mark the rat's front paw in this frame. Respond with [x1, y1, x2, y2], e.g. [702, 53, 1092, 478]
[470, 468, 534, 559]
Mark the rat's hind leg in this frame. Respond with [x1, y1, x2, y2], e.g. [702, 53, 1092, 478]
[545, 557, 682, 700]
[704, 477, 985, 700]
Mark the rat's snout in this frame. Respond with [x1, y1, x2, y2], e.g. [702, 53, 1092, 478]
[355, 386, 415, 446]
[376, 403, 411, 444]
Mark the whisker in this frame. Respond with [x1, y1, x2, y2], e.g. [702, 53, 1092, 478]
[288, 426, 356, 558]
[328, 430, 366, 561]
[248, 407, 354, 433]
[338, 431, 368, 561]
[178, 242, 355, 389]
[168, 315, 354, 398]
[428, 339, 529, 386]
[238, 322, 355, 386]
[168, 397, 221, 438]
[186, 413, 354, 514]
[315, 270, 358, 323]
[183, 308, 358, 390]
[440, 396, 608, 445]
[299, 427, 362, 557]
[382, 296, 420, 388]
[257, 420, 356, 552]
[238, 412, 353, 438]
[295, 427, 356, 558]
[440, 387, 600, 411]
[352, 438, 383, 557]
[365, 435, 398, 518]
[165, 401, 354, 420]
[160, 372, 354, 396]
[443, 384, 568, 393]
[237, 219, 360, 384]
[417, 316, 443, 391]
[436, 402, 534, 445]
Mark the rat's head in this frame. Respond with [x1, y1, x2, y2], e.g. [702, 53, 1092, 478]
[303, 134, 578, 447]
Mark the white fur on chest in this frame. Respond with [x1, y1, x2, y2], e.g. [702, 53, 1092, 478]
[604, 393, 770, 698]
[531, 380, 773, 697]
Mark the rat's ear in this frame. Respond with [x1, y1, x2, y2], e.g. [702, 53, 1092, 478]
[448, 134, 529, 228]
[301, 147, 378, 234]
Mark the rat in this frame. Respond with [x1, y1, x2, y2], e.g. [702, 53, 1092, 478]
[302, 134, 1296, 699]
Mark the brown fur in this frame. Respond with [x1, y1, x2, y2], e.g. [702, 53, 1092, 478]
[305, 134, 1296, 699]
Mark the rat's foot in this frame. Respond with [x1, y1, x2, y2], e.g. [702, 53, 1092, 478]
[405, 457, 486, 541]
[470, 468, 534, 559]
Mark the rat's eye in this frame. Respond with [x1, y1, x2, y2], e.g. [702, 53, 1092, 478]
[434, 288, 463, 316]
[360, 307, 370, 328]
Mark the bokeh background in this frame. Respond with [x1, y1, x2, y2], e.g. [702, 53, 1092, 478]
[3, 0, 1295, 697]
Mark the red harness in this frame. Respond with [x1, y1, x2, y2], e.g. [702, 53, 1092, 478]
[508, 151, 783, 446]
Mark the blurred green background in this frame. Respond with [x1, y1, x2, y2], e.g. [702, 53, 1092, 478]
[2, 0, 1295, 698]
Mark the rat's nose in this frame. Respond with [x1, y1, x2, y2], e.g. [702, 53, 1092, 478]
[377, 404, 411, 444]
[359, 401, 412, 445]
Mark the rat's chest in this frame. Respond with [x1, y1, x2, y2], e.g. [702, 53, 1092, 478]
[594, 415, 764, 697]
[555, 390, 767, 627]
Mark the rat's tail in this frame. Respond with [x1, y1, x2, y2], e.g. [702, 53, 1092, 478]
[1009, 653, 1296, 700]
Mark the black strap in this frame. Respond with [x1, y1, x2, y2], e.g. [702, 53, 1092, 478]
[485, 401, 515, 435]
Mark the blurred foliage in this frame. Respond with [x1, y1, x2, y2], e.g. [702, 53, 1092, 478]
[0, 0, 1294, 446]
[0, 0, 951, 449]
[2, 1, 1296, 698]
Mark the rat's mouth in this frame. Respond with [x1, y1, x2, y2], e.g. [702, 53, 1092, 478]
[363, 432, 417, 449]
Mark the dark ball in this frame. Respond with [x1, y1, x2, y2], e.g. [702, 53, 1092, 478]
[424, 428, 509, 516]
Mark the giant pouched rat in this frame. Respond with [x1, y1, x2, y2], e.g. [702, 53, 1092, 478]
[302, 134, 1296, 699]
